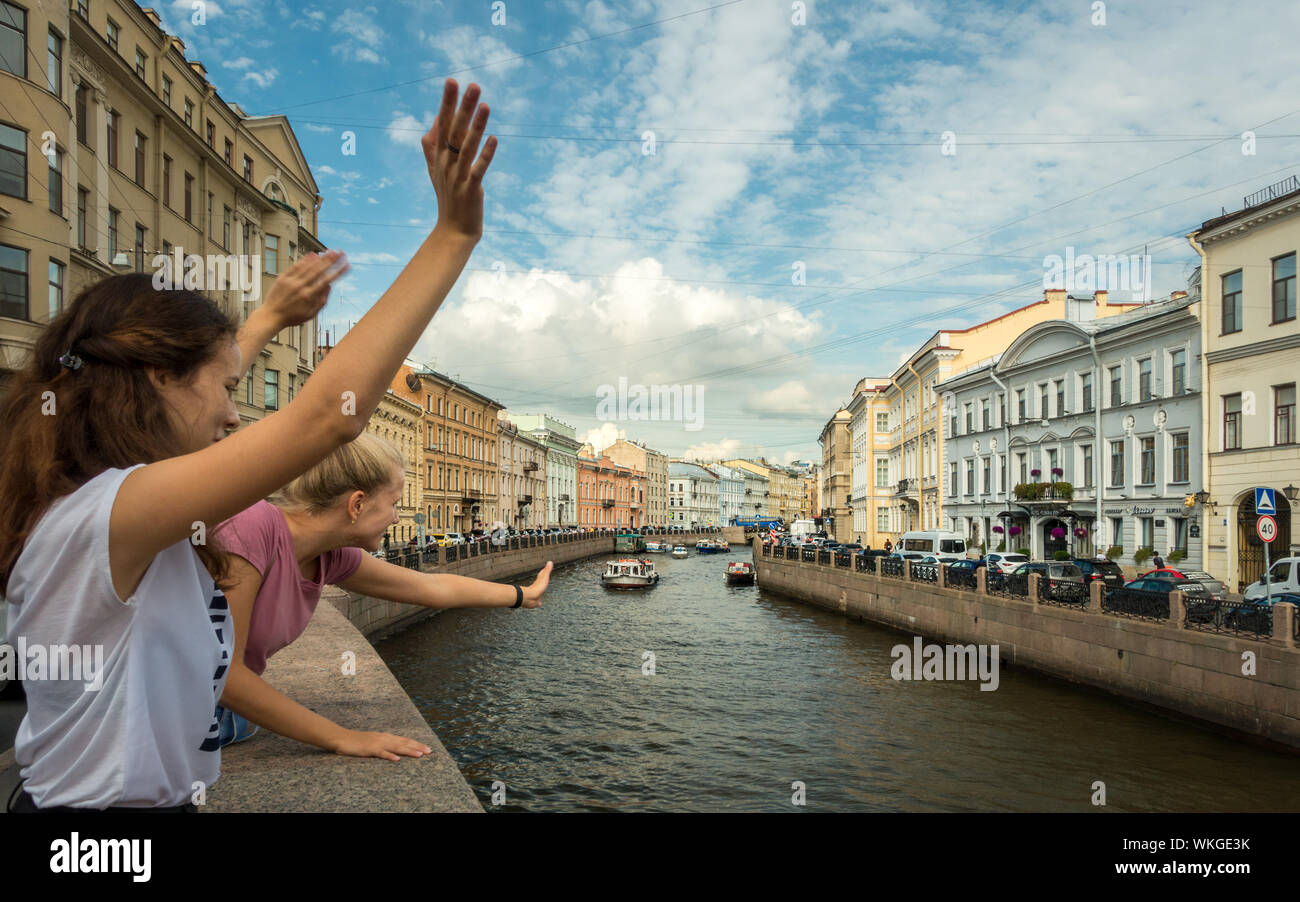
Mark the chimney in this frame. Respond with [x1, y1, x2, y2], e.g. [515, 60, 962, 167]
[1044, 288, 1066, 307]
[141, 8, 162, 27]
[1094, 290, 1108, 306]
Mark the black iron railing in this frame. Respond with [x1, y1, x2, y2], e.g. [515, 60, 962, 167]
[911, 563, 938, 583]
[834, 551, 852, 568]
[987, 574, 1028, 598]
[855, 554, 877, 574]
[1101, 586, 1169, 621]
[818, 549, 832, 565]
[944, 565, 978, 590]
[879, 557, 904, 578]
[1184, 599, 1274, 639]
[801, 547, 817, 563]
[1039, 580, 1088, 606]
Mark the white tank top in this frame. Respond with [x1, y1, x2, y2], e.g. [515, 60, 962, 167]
[4, 465, 232, 808]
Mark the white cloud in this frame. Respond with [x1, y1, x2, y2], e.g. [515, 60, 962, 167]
[241, 68, 278, 89]
[330, 8, 386, 64]
[581, 423, 626, 454]
[223, 57, 255, 70]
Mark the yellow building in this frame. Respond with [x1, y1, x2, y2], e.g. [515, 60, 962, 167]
[882, 290, 1142, 535]
[0, 1, 324, 414]
[720, 457, 802, 523]
[1188, 177, 1300, 591]
[818, 409, 853, 539]
[604, 438, 669, 526]
[368, 390, 423, 545]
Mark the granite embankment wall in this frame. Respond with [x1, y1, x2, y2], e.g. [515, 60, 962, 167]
[754, 541, 1300, 749]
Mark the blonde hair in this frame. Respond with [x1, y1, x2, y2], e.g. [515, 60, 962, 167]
[270, 432, 404, 515]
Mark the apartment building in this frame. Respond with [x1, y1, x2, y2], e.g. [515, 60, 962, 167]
[846, 378, 893, 547]
[577, 444, 643, 529]
[368, 389, 423, 545]
[818, 408, 853, 539]
[498, 417, 547, 530]
[1189, 176, 1300, 591]
[0, 0, 324, 415]
[507, 413, 581, 527]
[668, 461, 718, 527]
[603, 438, 669, 527]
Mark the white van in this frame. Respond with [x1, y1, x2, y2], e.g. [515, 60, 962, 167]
[790, 519, 817, 538]
[899, 530, 968, 562]
[1243, 557, 1300, 601]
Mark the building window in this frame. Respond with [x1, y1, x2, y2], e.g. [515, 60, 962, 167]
[1139, 517, 1153, 550]
[162, 75, 172, 107]
[1038, 382, 1048, 419]
[1276, 384, 1296, 446]
[1171, 349, 1186, 396]
[264, 369, 279, 410]
[47, 29, 62, 97]
[244, 371, 254, 405]
[1138, 358, 1152, 402]
[47, 146, 61, 214]
[223, 206, 231, 248]
[0, 2, 25, 78]
[184, 173, 193, 222]
[1016, 389, 1025, 422]
[876, 412, 888, 431]
[106, 18, 118, 51]
[875, 457, 889, 487]
[224, 138, 233, 167]
[982, 458, 991, 493]
[162, 155, 171, 207]
[1017, 453, 1027, 485]
[287, 373, 296, 401]
[877, 509, 889, 531]
[134, 223, 145, 272]
[1222, 270, 1242, 334]
[1139, 436, 1155, 485]
[77, 186, 88, 247]
[242, 155, 253, 183]
[1109, 440, 1125, 487]
[0, 122, 24, 199]
[134, 131, 147, 185]
[0, 243, 27, 320]
[964, 403, 972, 434]
[48, 259, 63, 320]
[1047, 448, 1058, 475]
[1109, 365, 1122, 407]
[1080, 371, 1093, 411]
[76, 83, 88, 144]
[184, 98, 193, 128]
[1110, 517, 1123, 550]
[206, 120, 215, 148]
[1273, 253, 1296, 324]
[263, 235, 278, 274]
[964, 460, 975, 495]
[1171, 433, 1189, 482]
[948, 462, 957, 496]
[76, 0, 89, 20]
[108, 207, 118, 257]
[1081, 444, 1094, 488]
[1223, 394, 1242, 451]
[134, 48, 146, 80]
[106, 110, 118, 168]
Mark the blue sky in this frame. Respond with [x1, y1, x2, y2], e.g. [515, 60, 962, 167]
[155, 0, 1300, 463]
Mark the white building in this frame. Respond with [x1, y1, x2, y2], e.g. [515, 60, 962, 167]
[710, 464, 746, 526]
[668, 462, 720, 527]
[506, 413, 581, 526]
[936, 291, 1204, 570]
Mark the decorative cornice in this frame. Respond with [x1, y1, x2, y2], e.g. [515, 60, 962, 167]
[1205, 330, 1300, 364]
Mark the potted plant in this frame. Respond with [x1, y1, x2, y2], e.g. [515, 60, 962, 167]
[1168, 549, 1187, 565]
[1050, 526, 1066, 540]
[1133, 547, 1154, 567]
[1106, 545, 1123, 560]
[1016, 547, 1031, 557]
[1053, 550, 1070, 561]
[1008, 525, 1022, 537]
[1073, 527, 1089, 538]
[1050, 467, 1064, 481]
[1030, 468, 1041, 479]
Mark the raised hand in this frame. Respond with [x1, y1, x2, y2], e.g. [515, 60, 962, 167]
[522, 561, 553, 608]
[422, 79, 497, 239]
[262, 249, 350, 329]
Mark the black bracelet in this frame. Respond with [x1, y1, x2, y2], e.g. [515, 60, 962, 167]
[512, 584, 523, 608]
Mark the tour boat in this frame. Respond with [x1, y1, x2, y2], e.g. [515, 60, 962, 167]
[601, 558, 660, 589]
[725, 561, 755, 585]
[670, 545, 689, 558]
[695, 540, 722, 554]
[644, 541, 669, 553]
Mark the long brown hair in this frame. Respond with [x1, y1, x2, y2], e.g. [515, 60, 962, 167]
[0, 273, 239, 595]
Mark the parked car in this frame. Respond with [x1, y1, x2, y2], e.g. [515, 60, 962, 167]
[1221, 593, 1298, 633]
[1243, 557, 1300, 601]
[1123, 575, 1215, 621]
[837, 543, 864, 553]
[1073, 557, 1126, 590]
[1006, 561, 1085, 600]
[985, 552, 1029, 574]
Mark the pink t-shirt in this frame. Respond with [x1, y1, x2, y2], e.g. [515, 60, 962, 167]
[214, 500, 364, 675]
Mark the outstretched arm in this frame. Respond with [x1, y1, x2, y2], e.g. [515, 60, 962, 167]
[109, 80, 497, 602]
[236, 250, 350, 369]
[338, 555, 552, 609]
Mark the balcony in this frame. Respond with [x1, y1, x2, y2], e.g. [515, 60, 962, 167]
[520, 494, 533, 504]
[559, 493, 571, 501]
[1013, 481, 1074, 504]
[602, 498, 615, 508]
[461, 489, 482, 505]
[524, 461, 539, 472]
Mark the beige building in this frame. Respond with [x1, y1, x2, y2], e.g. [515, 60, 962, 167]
[498, 417, 547, 529]
[1188, 177, 1300, 591]
[0, 1, 324, 415]
[818, 409, 853, 539]
[603, 438, 669, 526]
[719, 458, 801, 521]
[387, 363, 504, 536]
[847, 378, 893, 547]
[881, 289, 1142, 536]
[368, 390, 423, 545]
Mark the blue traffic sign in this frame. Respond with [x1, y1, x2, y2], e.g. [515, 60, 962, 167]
[1255, 487, 1276, 515]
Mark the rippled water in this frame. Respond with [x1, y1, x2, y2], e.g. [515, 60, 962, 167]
[377, 549, 1300, 812]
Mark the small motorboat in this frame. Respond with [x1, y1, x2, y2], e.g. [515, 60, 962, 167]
[725, 561, 755, 585]
[670, 545, 689, 559]
[695, 540, 721, 554]
[601, 558, 660, 589]
[644, 541, 669, 553]
[716, 540, 730, 552]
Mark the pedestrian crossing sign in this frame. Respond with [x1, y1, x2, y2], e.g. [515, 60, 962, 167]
[1255, 487, 1276, 515]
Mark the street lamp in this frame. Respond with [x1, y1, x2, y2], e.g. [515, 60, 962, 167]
[1284, 484, 1299, 503]
[111, 251, 131, 269]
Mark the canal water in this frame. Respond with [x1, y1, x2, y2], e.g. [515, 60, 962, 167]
[377, 549, 1300, 812]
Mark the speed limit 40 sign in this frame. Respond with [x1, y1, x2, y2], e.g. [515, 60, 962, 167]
[1257, 514, 1278, 543]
